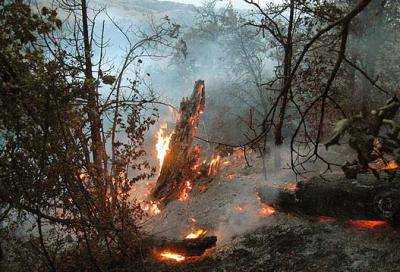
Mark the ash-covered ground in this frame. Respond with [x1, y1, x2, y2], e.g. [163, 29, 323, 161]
[135, 150, 400, 272]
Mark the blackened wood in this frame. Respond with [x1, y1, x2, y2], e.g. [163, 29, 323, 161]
[151, 80, 205, 204]
[154, 236, 217, 257]
[258, 174, 400, 225]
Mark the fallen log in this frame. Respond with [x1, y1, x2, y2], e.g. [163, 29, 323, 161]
[151, 80, 205, 205]
[153, 236, 217, 262]
[258, 173, 400, 225]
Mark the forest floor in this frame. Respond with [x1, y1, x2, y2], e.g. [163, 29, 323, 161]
[141, 151, 400, 272]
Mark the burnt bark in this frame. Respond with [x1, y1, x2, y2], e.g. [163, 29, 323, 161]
[151, 80, 205, 204]
[154, 236, 217, 258]
[259, 173, 400, 225]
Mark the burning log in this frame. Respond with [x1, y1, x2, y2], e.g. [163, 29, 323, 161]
[151, 80, 205, 205]
[153, 236, 217, 263]
[259, 174, 400, 226]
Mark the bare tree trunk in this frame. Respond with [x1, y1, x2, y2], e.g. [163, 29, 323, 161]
[81, 0, 106, 169]
[274, 0, 294, 146]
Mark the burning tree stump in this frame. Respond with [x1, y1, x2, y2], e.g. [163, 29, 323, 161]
[151, 80, 205, 205]
[258, 174, 400, 226]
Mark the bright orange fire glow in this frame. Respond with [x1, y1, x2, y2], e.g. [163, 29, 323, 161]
[158, 250, 186, 262]
[259, 203, 276, 216]
[178, 180, 193, 202]
[142, 200, 161, 216]
[222, 161, 231, 166]
[347, 220, 389, 229]
[383, 160, 400, 171]
[232, 148, 245, 159]
[226, 173, 236, 180]
[185, 228, 207, 239]
[234, 205, 246, 213]
[370, 160, 400, 171]
[208, 155, 221, 176]
[282, 182, 298, 192]
[156, 123, 172, 170]
[191, 146, 202, 174]
[318, 216, 336, 223]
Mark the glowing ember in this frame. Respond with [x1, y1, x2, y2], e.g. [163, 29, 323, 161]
[347, 220, 389, 229]
[198, 184, 208, 192]
[158, 250, 186, 262]
[370, 159, 400, 171]
[259, 203, 276, 216]
[225, 173, 236, 180]
[178, 180, 193, 201]
[282, 182, 298, 191]
[142, 200, 161, 216]
[149, 201, 161, 215]
[383, 160, 399, 171]
[234, 205, 246, 213]
[208, 155, 221, 176]
[318, 216, 336, 223]
[77, 169, 90, 182]
[185, 228, 207, 239]
[191, 146, 203, 174]
[156, 123, 172, 170]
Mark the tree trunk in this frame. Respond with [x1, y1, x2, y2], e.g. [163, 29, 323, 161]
[151, 80, 205, 205]
[81, 0, 106, 169]
[273, 0, 294, 146]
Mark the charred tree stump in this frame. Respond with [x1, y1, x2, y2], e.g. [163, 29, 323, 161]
[258, 173, 400, 225]
[151, 80, 205, 205]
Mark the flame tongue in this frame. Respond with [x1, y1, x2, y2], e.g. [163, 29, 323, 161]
[158, 250, 186, 262]
[178, 180, 193, 201]
[156, 123, 172, 171]
[383, 160, 399, 171]
[208, 155, 221, 176]
[348, 219, 389, 229]
[185, 228, 207, 239]
[259, 203, 276, 216]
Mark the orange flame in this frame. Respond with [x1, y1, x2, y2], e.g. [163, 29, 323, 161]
[232, 149, 245, 159]
[158, 250, 186, 262]
[259, 203, 276, 217]
[222, 161, 231, 166]
[226, 173, 235, 180]
[234, 205, 246, 213]
[318, 216, 336, 223]
[178, 180, 193, 202]
[156, 123, 172, 170]
[347, 220, 389, 229]
[185, 228, 207, 239]
[142, 200, 161, 216]
[208, 155, 221, 176]
[282, 182, 298, 192]
[383, 160, 399, 171]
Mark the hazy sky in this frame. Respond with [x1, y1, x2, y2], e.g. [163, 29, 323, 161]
[163, 0, 282, 9]
[164, 0, 255, 9]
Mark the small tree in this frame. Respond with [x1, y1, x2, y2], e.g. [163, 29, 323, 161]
[0, 1, 180, 270]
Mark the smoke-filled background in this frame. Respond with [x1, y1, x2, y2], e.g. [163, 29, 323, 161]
[40, 0, 399, 240]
